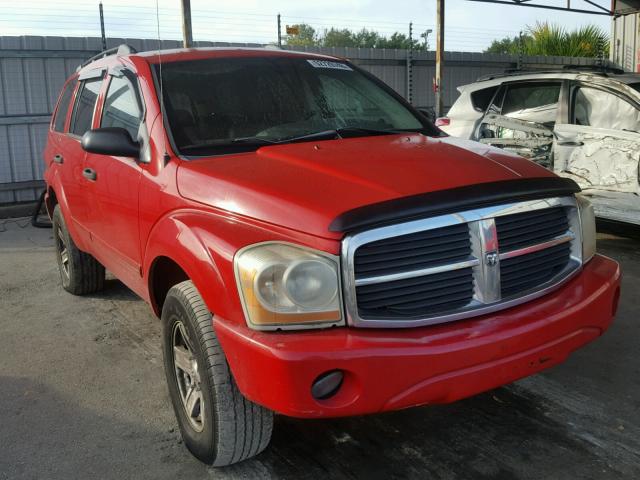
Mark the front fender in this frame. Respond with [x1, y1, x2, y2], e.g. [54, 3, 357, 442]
[142, 208, 341, 324]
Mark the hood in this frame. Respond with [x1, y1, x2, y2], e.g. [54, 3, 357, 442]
[176, 134, 554, 239]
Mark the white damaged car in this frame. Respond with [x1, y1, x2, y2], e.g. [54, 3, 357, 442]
[438, 67, 640, 225]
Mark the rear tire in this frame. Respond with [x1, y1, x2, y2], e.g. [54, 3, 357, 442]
[52, 205, 105, 295]
[161, 280, 273, 466]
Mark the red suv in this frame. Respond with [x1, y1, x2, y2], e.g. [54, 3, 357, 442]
[43, 45, 621, 466]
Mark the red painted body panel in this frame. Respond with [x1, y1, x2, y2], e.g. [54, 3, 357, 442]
[215, 255, 620, 417]
[42, 48, 621, 420]
[176, 134, 553, 239]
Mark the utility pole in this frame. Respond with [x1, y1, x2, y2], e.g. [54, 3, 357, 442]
[407, 22, 413, 104]
[435, 0, 445, 118]
[98, 2, 107, 51]
[181, 0, 194, 48]
[277, 14, 282, 47]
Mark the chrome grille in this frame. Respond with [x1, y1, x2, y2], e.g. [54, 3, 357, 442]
[354, 223, 471, 277]
[341, 197, 583, 328]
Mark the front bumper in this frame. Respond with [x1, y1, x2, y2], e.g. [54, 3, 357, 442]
[215, 254, 620, 418]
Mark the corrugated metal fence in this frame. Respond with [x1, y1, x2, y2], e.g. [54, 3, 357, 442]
[0, 35, 606, 204]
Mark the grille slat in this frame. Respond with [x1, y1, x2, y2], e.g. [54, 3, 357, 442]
[357, 275, 471, 304]
[349, 201, 577, 323]
[354, 223, 471, 277]
[501, 247, 570, 274]
[501, 243, 571, 298]
[356, 237, 469, 266]
[496, 207, 569, 252]
[356, 269, 474, 317]
[357, 275, 472, 308]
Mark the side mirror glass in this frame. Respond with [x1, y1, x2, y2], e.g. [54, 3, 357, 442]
[81, 127, 140, 157]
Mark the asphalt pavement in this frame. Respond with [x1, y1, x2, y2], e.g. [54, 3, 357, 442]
[1, 218, 639, 479]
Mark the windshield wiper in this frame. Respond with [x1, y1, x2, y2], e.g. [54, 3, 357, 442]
[335, 126, 419, 136]
[181, 127, 420, 154]
[274, 127, 418, 144]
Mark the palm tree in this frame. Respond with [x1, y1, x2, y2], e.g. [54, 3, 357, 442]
[485, 22, 609, 58]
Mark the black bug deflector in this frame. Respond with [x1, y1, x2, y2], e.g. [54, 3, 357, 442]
[329, 177, 581, 233]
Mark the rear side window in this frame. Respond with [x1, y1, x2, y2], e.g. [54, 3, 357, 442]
[500, 82, 561, 125]
[70, 77, 103, 136]
[470, 86, 498, 112]
[53, 78, 77, 132]
[101, 75, 142, 139]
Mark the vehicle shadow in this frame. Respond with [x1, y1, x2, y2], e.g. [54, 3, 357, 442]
[0, 376, 209, 480]
[237, 384, 627, 480]
[86, 277, 140, 302]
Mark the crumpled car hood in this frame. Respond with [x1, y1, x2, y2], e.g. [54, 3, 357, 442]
[176, 134, 554, 239]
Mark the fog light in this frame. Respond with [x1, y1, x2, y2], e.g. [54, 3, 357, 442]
[311, 370, 344, 400]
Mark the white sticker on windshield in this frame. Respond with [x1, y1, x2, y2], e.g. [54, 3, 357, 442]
[307, 59, 352, 71]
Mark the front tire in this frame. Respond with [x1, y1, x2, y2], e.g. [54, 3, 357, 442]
[161, 280, 273, 466]
[52, 205, 105, 295]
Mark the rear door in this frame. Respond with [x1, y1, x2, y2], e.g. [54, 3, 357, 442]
[82, 67, 144, 287]
[476, 80, 563, 168]
[45, 74, 77, 195]
[57, 71, 106, 243]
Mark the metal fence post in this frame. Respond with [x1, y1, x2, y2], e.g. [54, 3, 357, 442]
[407, 22, 413, 104]
[277, 14, 282, 47]
[98, 2, 107, 51]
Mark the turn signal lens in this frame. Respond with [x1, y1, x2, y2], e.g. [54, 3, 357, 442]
[234, 242, 343, 330]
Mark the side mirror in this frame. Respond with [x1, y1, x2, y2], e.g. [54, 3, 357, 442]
[417, 107, 436, 122]
[81, 127, 140, 157]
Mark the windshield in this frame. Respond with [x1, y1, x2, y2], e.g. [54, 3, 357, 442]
[631, 83, 640, 95]
[155, 56, 431, 156]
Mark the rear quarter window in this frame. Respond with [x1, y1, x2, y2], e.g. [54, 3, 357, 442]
[52, 78, 77, 132]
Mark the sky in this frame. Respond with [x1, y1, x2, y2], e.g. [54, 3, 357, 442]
[0, 0, 614, 52]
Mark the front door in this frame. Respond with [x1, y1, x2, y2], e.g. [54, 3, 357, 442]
[554, 84, 640, 224]
[83, 71, 144, 288]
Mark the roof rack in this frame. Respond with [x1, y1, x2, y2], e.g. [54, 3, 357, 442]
[77, 44, 138, 71]
[476, 64, 625, 82]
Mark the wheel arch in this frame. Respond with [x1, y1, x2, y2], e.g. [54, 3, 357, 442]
[143, 213, 233, 319]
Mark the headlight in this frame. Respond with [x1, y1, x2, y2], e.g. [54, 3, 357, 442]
[234, 242, 344, 330]
[576, 194, 596, 263]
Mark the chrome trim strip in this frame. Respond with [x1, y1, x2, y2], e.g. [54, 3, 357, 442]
[469, 218, 501, 304]
[499, 233, 575, 260]
[341, 196, 582, 329]
[354, 258, 480, 287]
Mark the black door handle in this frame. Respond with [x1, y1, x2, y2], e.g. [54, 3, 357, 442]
[82, 168, 97, 181]
[557, 141, 584, 147]
[53, 154, 64, 164]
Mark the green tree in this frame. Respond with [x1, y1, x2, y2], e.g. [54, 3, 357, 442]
[323, 28, 357, 47]
[485, 35, 529, 55]
[284, 24, 319, 47]
[378, 32, 421, 50]
[283, 24, 428, 50]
